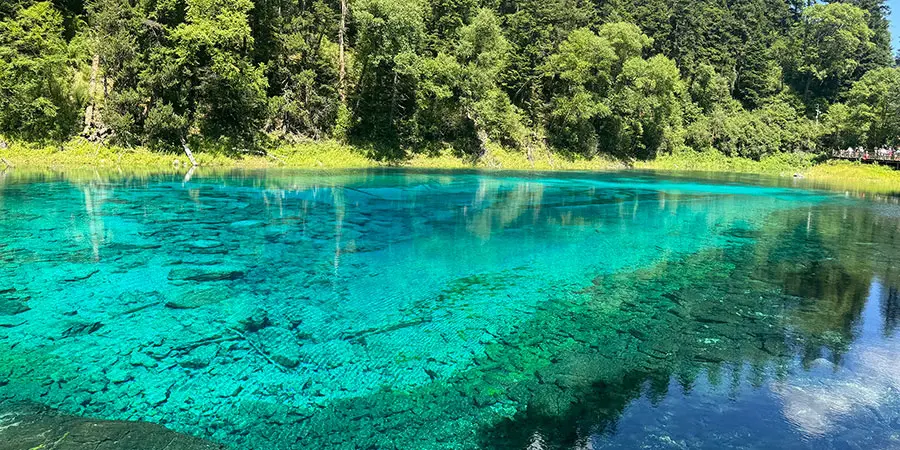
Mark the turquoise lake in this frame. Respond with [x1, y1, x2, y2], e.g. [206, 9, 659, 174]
[1, 169, 900, 449]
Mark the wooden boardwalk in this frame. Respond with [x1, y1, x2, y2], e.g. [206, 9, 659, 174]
[831, 149, 900, 168]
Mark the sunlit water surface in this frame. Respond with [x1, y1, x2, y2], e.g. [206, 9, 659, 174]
[1, 169, 899, 449]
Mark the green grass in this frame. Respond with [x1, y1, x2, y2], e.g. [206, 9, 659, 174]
[635, 150, 900, 193]
[805, 159, 900, 182]
[799, 160, 900, 194]
[0, 139, 380, 170]
[2, 138, 899, 193]
[634, 150, 818, 175]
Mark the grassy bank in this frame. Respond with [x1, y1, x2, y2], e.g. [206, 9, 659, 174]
[0, 139, 375, 170]
[0, 139, 628, 171]
[2, 139, 899, 193]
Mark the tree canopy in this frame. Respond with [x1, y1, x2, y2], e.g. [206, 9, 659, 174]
[0, 0, 897, 160]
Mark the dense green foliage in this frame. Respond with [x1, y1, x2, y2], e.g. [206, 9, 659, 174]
[0, 0, 897, 160]
[0, 2, 85, 140]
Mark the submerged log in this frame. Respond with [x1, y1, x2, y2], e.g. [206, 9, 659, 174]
[184, 165, 196, 183]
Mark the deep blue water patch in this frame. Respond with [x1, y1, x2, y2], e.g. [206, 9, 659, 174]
[1, 169, 899, 449]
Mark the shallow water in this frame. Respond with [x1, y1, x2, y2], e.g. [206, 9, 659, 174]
[1, 169, 899, 449]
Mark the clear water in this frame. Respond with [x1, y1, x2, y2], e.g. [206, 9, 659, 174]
[1, 169, 899, 449]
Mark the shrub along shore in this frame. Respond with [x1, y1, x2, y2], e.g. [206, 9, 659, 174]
[2, 139, 899, 195]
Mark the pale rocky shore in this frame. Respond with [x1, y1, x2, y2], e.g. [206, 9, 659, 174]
[0, 402, 226, 449]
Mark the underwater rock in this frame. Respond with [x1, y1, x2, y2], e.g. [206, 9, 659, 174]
[61, 321, 104, 337]
[168, 267, 245, 282]
[129, 351, 158, 368]
[144, 385, 170, 406]
[809, 357, 834, 369]
[229, 219, 265, 229]
[0, 316, 25, 327]
[117, 291, 164, 311]
[191, 239, 224, 249]
[106, 368, 133, 384]
[256, 327, 301, 368]
[237, 399, 311, 426]
[166, 286, 230, 309]
[180, 344, 219, 369]
[0, 402, 226, 450]
[231, 307, 270, 333]
[147, 342, 173, 360]
[0, 296, 29, 315]
[296, 340, 355, 370]
[74, 373, 107, 394]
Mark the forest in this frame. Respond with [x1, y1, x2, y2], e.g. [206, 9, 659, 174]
[0, 0, 898, 162]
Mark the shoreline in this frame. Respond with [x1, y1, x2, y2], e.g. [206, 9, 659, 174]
[2, 139, 899, 194]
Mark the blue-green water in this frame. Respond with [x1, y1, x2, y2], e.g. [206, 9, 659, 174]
[1, 169, 900, 449]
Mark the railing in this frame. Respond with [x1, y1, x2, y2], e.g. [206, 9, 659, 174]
[832, 148, 900, 162]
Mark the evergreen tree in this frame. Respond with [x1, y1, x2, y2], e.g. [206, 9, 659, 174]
[0, 2, 84, 140]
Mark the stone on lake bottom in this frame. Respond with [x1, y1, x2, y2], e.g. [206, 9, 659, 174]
[256, 327, 302, 369]
[180, 344, 219, 369]
[191, 240, 224, 249]
[165, 286, 230, 309]
[0, 296, 29, 315]
[168, 267, 246, 282]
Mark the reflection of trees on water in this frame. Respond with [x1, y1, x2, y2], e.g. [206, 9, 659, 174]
[882, 286, 900, 337]
[478, 248, 790, 448]
[477, 205, 900, 449]
[753, 217, 870, 367]
[466, 179, 545, 239]
[80, 184, 110, 262]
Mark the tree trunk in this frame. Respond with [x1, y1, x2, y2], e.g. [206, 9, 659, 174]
[338, 0, 348, 103]
[526, 137, 535, 165]
[466, 108, 489, 158]
[389, 71, 399, 127]
[180, 138, 198, 167]
[82, 53, 101, 137]
[803, 75, 813, 104]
